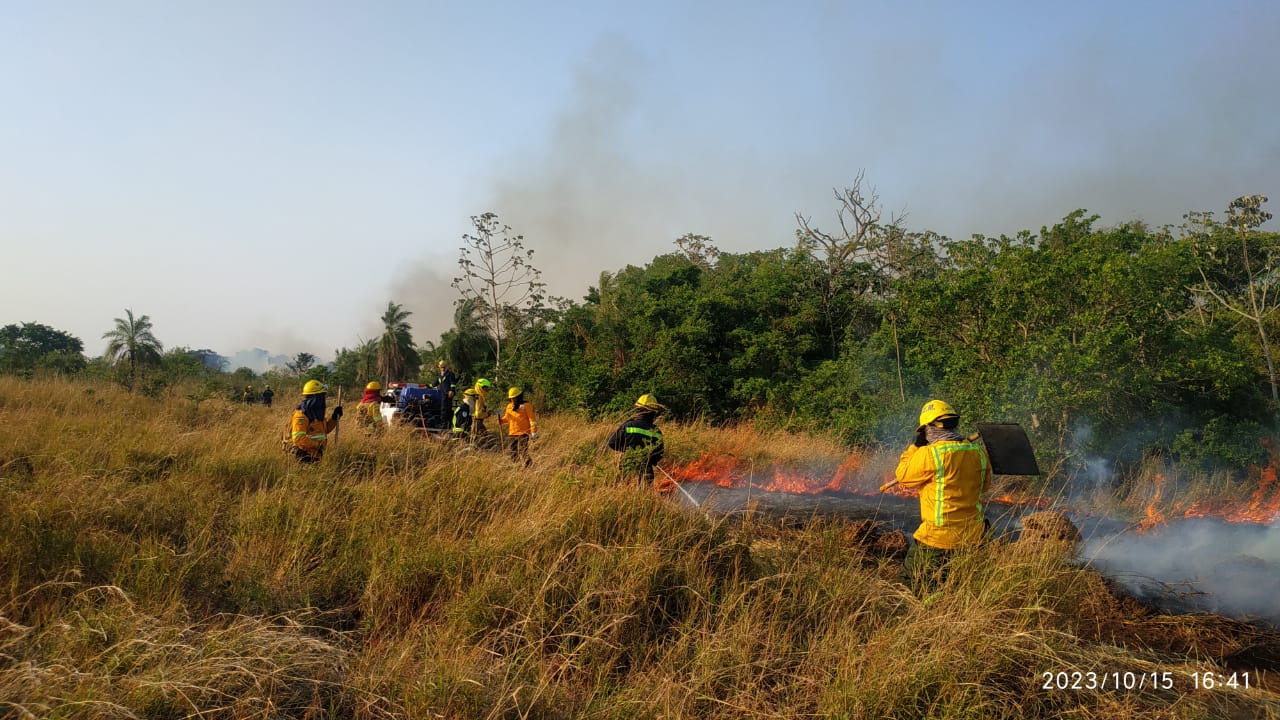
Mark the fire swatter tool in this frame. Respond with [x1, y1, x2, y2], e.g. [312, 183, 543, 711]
[879, 422, 1040, 492]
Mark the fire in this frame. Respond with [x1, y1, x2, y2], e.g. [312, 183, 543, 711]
[669, 443, 1280, 529]
[668, 453, 743, 488]
[1136, 474, 1167, 532]
[668, 452, 876, 495]
[1176, 463, 1280, 525]
[666, 452, 1040, 505]
[988, 493, 1050, 510]
[1133, 452, 1280, 531]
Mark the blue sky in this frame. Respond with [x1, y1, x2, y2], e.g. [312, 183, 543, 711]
[2, 1, 1277, 362]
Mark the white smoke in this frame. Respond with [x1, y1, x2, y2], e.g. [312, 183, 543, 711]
[1081, 518, 1280, 624]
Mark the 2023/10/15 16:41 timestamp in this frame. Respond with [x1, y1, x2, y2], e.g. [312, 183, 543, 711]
[1041, 671, 1252, 691]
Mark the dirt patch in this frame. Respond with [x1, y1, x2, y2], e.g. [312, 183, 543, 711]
[1018, 510, 1083, 547]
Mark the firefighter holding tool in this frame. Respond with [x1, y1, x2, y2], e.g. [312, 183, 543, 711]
[891, 399, 992, 592]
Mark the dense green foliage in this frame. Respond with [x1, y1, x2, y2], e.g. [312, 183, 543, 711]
[0, 322, 85, 376]
[499, 208, 1279, 472]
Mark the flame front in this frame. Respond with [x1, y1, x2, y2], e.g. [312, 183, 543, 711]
[668, 452, 881, 495]
[671, 449, 1280, 528]
[1175, 463, 1280, 525]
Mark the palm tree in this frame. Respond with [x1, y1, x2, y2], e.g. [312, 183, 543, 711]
[353, 339, 379, 385]
[376, 302, 417, 384]
[436, 298, 495, 379]
[102, 309, 163, 391]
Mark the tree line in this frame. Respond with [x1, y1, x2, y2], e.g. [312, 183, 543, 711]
[3, 188, 1275, 473]
[500, 186, 1278, 472]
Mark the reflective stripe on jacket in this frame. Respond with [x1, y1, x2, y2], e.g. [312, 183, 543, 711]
[453, 400, 474, 433]
[894, 439, 991, 550]
[607, 414, 663, 453]
[291, 410, 337, 457]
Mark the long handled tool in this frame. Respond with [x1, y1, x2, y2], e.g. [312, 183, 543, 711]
[332, 386, 342, 447]
[879, 422, 1040, 492]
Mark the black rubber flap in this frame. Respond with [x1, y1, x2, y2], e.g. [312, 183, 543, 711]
[975, 422, 1041, 476]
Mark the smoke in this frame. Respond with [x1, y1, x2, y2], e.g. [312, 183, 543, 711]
[387, 6, 1280, 349]
[384, 258, 462, 353]
[483, 37, 788, 303]
[1082, 519, 1280, 624]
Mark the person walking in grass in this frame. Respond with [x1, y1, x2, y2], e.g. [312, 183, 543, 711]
[261, 385, 274, 408]
[607, 394, 667, 486]
[289, 380, 343, 463]
[499, 386, 537, 466]
[893, 399, 992, 593]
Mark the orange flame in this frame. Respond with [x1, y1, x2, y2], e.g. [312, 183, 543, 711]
[987, 493, 1050, 510]
[668, 453, 743, 488]
[1135, 473, 1167, 532]
[1130, 449, 1280, 531]
[667, 452, 1048, 506]
[670, 442, 1280, 528]
[667, 452, 837, 494]
[1174, 462, 1280, 525]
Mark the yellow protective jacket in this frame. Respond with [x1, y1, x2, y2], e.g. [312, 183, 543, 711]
[474, 385, 491, 419]
[500, 401, 537, 436]
[894, 439, 992, 550]
[291, 411, 338, 458]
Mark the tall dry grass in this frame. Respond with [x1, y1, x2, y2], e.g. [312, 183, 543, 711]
[0, 376, 1275, 718]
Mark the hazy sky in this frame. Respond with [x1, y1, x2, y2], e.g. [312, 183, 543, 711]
[3, 1, 1277, 361]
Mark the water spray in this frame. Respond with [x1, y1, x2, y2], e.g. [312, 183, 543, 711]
[655, 464, 706, 514]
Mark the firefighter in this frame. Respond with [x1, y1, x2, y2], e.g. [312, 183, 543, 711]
[289, 380, 343, 463]
[357, 381, 384, 432]
[469, 378, 496, 448]
[436, 360, 457, 429]
[607, 394, 666, 484]
[261, 385, 274, 407]
[471, 378, 493, 429]
[894, 399, 992, 592]
[452, 388, 477, 440]
[499, 386, 537, 466]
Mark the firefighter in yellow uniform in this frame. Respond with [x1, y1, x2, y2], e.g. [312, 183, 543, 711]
[894, 399, 992, 592]
[290, 380, 343, 463]
[499, 386, 537, 466]
[471, 378, 495, 443]
[356, 381, 384, 433]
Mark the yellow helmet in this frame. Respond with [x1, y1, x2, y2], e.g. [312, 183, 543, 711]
[917, 399, 958, 430]
[463, 388, 478, 397]
[507, 387, 522, 399]
[437, 359, 446, 367]
[635, 393, 666, 412]
[302, 380, 327, 396]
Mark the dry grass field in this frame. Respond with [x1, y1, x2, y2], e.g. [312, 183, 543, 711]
[1, 376, 1277, 718]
